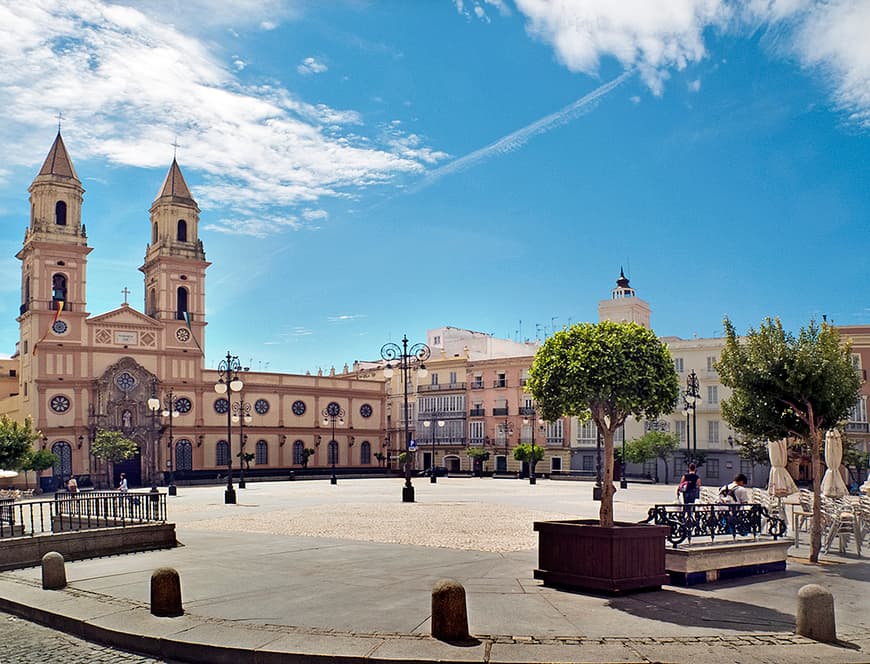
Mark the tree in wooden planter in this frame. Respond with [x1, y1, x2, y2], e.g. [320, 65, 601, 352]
[717, 317, 860, 563]
[527, 320, 679, 592]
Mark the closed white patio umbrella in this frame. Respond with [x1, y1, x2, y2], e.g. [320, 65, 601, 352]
[767, 439, 798, 497]
[0, 469, 19, 479]
[821, 429, 848, 498]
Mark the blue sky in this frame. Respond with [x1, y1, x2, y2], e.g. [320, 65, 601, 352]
[0, 1, 868, 374]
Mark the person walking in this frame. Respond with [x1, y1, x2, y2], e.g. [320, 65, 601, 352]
[679, 463, 701, 504]
[118, 473, 128, 493]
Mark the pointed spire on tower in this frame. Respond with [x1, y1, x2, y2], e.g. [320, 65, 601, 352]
[154, 159, 194, 205]
[37, 132, 79, 181]
[616, 266, 630, 289]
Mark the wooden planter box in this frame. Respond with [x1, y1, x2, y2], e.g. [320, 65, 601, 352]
[534, 519, 669, 594]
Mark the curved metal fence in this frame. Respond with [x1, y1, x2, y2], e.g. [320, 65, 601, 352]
[642, 502, 787, 548]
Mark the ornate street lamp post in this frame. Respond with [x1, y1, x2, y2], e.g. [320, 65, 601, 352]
[522, 407, 539, 485]
[499, 419, 513, 475]
[148, 388, 179, 496]
[321, 402, 345, 485]
[684, 369, 701, 463]
[381, 335, 430, 503]
[232, 396, 252, 489]
[215, 351, 243, 504]
[422, 419, 445, 483]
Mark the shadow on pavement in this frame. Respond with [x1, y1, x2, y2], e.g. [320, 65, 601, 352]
[608, 590, 795, 632]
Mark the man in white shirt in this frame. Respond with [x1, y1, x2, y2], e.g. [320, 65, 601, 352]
[719, 474, 751, 503]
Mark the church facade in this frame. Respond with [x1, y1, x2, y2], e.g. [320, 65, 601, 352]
[2, 134, 386, 489]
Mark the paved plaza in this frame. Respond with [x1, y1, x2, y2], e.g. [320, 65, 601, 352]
[1, 477, 869, 663]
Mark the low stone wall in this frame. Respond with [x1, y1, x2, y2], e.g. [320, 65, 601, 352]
[0, 523, 177, 571]
[666, 539, 791, 586]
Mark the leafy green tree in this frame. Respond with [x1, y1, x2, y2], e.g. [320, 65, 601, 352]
[733, 436, 770, 487]
[842, 439, 869, 485]
[374, 451, 385, 467]
[19, 449, 57, 490]
[298, 448, 315, 468]
[237, 451, 255, 470]
[0, 415, 41, 472]
[513, 443, 545, 476]
[466, 447, 490, 476]
[624, 431, 680, 484]
[717, 317, 860, 562]
[528, 321, 679, 527]
[91, 429, 138, 487]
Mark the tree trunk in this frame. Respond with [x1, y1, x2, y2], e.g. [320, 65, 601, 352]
[599, 429, 615, 528]
[660, 454, 669, 484]
[809, 427, 823, 563]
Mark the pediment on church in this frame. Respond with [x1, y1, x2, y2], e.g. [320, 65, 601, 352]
[88, 304, 161, 328]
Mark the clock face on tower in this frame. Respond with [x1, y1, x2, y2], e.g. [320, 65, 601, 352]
[175, 328, 191, 342]
[52, 320, 68, 335]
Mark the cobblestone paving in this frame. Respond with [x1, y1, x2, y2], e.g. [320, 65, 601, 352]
[2, 611, 163, 663]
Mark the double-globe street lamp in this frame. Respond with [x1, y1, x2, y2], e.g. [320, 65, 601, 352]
[147, 388, 179, 496]
[522, 407, 539, 485]
[684, 369, 701, 463]
[381, 335, 430, 503]
[215, 351, 243, 504]
[232, 396, 253, 489]
[322, 402, 345, 485]
[422, 418, 444, 483]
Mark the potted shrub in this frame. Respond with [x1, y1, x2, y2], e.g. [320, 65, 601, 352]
[527, 320, 678, 593]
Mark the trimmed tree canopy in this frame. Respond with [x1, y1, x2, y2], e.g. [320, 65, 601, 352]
[528, 321, 679, 526]
[717, 316, 860, 562]
[0, 415, 42, 471]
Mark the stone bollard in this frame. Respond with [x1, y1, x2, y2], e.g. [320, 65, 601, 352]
[796, 584, 836, 642]
[150, 567, 183, 617]
[431, 579, 469, 642]
[41, 551, 66, 590]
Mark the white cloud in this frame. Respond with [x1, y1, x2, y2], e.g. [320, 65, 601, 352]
[688, 78, 701, 92]
[501, 0, 870, 128]
[302, 208, 328, 221]
[327, 314, 367, 322]
[233, 57, 246, 71]
[630, 95, 641, 104]
[512, 0, 731, 95]
[454, 0, 510, 21]
[0, 1, 445, 236]
[297, 56, 328, 75]
[788, 0, 870, 128]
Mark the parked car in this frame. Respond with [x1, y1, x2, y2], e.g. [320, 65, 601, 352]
[418, 466, 448, 477]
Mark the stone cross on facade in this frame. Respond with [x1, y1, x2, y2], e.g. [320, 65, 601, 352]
[122, 287, 130, 305]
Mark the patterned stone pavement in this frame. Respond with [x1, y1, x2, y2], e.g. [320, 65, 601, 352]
[2, 610, 163, 663]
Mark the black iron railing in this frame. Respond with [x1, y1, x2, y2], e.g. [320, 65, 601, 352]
[0, 491, 167, 539]
[642, 503, 787, 548]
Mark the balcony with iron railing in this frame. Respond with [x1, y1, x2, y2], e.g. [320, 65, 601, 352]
[545, 437, 565, 447]
[418, 382, 467, 393]
[470, 381, 485, 390]
[493, 379, 508, 388]
[469, 407, 485, 417]
[492, 407, 509, 416]
[846, 421, 869, 433]
[518, 406, 536, 416]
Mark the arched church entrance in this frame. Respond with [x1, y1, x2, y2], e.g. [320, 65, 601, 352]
[113, 446, 142, 488]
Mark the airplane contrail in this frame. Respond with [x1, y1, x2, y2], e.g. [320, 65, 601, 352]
[417, 69, 634, 189]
